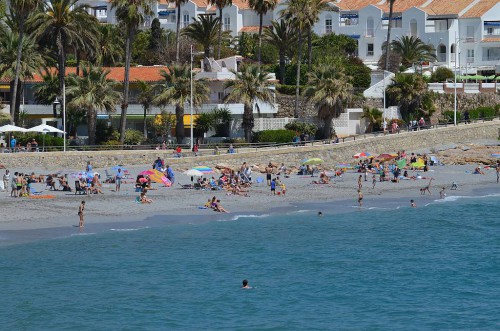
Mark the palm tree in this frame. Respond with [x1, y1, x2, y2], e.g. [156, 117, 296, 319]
[182, 15, 226, 66]
[386, 73, 427, 123]
[96, 24, 124, 66]
[110, 0, 153, 145]
[137, 80, 157, 139]
[0, 31, 45, 124]
[154, 65, 209, 144]
[30, 0, 99, 120]
[175, 0, 189, 63]
[361, 106, 383, 133]
[264, 19, 298, 84]
[8, 0, 43, 124]
[390, 36, 437, 68]
[384, 0, 396, 70]
[33, 68, 59, 105]
[66, 65, 122, 145]
[281, 0, 309, 117]
[209, 0, 232, 59]
[213, 107, 233, 136]
[303, 65, 353, 139]
[249, 0, 277, 66]
[194, 112, 215, 142]
[304, 0, 328, 70]
[224, 64, 274, 142]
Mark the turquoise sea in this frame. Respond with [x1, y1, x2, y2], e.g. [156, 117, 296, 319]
[1, 194, 499, 330]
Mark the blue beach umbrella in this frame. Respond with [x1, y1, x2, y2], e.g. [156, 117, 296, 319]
[110, 165, 127, 173]
[491, 153, 500, 158]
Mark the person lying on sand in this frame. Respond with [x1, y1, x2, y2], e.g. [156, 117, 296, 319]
[312, 173, 329, 184]
[473, 166, 485, 175]
[139, 189, 152, 204]
[213, 199, 229, 213]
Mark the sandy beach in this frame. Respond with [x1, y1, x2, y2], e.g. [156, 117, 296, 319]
[1, 139, 499, 241]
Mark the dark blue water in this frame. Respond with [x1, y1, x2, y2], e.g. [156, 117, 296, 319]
[1, 195, 499, 330]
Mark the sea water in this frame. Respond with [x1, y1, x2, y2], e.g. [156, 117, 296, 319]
[1, 195, 499, 330]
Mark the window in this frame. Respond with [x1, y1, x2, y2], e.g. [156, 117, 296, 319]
[224, 16, 230, 31]
[367, 43, 374, 56]
[466, 26, 474, 41]
[96, 9, 106, 17]
[391, 19, 402, 29]
[410, 19, 417, 37]
[183, 13, 190, 28]
[325, 18, 332, 34]
[366, 17, 374, 37]
[467, 49, 475, 63]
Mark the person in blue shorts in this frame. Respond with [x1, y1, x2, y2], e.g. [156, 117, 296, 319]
[270, 178, 276, 195]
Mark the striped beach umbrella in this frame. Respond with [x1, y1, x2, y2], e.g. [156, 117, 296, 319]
[192, 166, 215, 174]
[353, 152, 372, 158]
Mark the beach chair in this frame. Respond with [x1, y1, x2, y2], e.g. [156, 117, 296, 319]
[450, 182, 458, 190]
[30, 187, 42, 195]
[74, 181, 86, 195]
[255, 177, 264, 186]
[104, 169, 114, 181]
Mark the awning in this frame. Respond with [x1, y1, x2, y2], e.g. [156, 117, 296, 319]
[341, 13, 358, 18]
[93, 5, 107, 10]
[382, 16, 402, 20]
[484, 21, 500, 26]
[97, 114, 109, 120]
[159, 10, 175, 16]
[183, 114, 199, 127]
[348, 34, 360, 39]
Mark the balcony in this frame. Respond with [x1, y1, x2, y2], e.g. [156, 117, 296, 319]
[365, 29, 374, 37]
[482, 55, 500, 61]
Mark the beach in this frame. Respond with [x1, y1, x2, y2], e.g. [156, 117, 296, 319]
[0, 142, 498, 236]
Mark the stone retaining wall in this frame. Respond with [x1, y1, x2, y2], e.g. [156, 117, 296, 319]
[1, 121, 498, 170]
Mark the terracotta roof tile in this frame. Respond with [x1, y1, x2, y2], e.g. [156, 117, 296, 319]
[232, 0, 250, 9]
[239, 26, 259, 33]
[374, 0, 429, 13]
[1, 67, 169, 84]
[462, 0, 499, 18]
[333, 0, 374, 11]
[481, 37, 500, 42]
[420, 0, 476, 16]
[190, 0, 211, 7]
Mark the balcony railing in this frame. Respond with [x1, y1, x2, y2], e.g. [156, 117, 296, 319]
[482, 56, 500, 61]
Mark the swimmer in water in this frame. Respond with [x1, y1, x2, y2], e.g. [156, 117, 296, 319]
[318, 211, 323, 217]
[410, 200, 416, 208]
[241, 279, 252, 289]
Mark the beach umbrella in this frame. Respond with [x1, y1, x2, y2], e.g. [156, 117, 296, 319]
[192, 166, 215, 174]
[302, 157, 324, 165]
[27, 124, 65, 151]
[27, 124, 64, 134]
[335, 163, 353, 169]
[149, 169, 171, 187]
[0, 124, 27, 132]
[353, 152, 372, 159]
[184, 169, 204, 177]
[111, 165, 127, 172]
[491, 153, 500, 158]
[139, 170, 155, 176]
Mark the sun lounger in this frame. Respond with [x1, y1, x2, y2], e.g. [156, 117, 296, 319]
[30, 187, 43, 195]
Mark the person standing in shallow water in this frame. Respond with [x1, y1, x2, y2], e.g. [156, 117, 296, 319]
[78, 201, 85, 228]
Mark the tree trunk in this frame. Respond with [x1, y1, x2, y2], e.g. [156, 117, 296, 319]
[10, 18, 25, 125]
[119, 30, 133, 145]
[242, 103, 254, 142]
[76, 51, 80, 76]
[218, 7, 222, 59]
[294, 31, 303, 118]
[175, 104, 185, 144]
[176, 6, 181, 63]
[57, 31, 66, 120]
[257, 13, 263, 68]
[279, 52, 285, 84]
[307, 27, 312, 71]
[384, 0, 395, 71]
[143, 106, 148, 139]
[322, 115, 334, 139]
[88, 108, 97, 145]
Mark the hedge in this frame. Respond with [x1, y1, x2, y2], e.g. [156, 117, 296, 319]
[252, 129, 296, 144]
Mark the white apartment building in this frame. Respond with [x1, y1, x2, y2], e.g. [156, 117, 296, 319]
[76, 0, 499, 72]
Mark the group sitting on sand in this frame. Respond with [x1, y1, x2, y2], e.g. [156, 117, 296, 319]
[204, 196, 229, 213]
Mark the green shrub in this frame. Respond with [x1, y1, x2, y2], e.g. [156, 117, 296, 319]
[443, 111, 461, 123]
[495, 104, 500, 113]
[430, 67, 454, 82]
[476, 106, 496, 119]
[276, 84, 305, 95]
[252, 129, 296, 143]
[111, 129, 145, 145]
[284, 121, 317, 136]
[17, 132, 64, 146]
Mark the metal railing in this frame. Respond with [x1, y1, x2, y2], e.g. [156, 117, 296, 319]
[2, 116, 499, 155]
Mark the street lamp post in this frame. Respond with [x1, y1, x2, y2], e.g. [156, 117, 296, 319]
[190, 44, 194, 151]
[63, 78, 66, 152]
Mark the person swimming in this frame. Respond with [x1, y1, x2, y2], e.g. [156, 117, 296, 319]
[241, 279, 252, 289]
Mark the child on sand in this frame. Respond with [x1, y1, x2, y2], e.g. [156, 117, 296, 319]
[280, 183, 286, 196]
